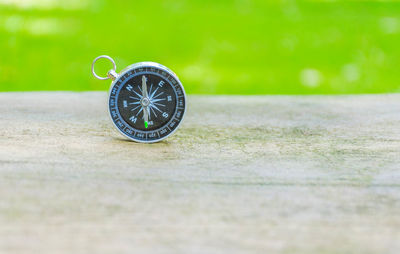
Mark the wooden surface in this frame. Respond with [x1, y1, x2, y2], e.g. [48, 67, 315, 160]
[0, 92, 400, 254]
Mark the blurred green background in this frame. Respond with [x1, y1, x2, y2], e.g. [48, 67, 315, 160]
[0, 0, 399, 94]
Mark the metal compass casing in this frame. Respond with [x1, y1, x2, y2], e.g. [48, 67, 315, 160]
[92, 55, 186, 143]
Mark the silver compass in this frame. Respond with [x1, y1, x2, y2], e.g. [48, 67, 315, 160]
[92, 55, 186, 143]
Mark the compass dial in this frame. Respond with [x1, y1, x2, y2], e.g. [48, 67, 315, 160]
[108, 62, 186, 143]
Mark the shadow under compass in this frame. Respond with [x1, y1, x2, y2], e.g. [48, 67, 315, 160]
[102, 136, 183, 168]
[113, 136, 172, 146]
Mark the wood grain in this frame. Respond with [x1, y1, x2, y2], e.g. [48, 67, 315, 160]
[0, 92, 399, 254]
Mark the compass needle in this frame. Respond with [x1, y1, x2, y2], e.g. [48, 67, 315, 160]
[141, 75, 149, 128]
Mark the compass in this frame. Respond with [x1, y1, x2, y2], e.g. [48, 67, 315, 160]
[91, 55, 186, 143]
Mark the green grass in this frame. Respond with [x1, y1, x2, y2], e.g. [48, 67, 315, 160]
[0, 0, 400, 94]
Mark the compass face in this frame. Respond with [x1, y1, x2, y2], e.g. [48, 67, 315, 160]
[108, 62, 186, 143]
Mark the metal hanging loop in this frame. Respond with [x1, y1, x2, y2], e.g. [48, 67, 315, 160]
[91, 55, 117, 80]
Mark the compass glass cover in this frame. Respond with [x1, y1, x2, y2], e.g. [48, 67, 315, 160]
[108, 64, 185, 142]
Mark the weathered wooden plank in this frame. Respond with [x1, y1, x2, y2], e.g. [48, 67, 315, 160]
[0, 92, 399, 254]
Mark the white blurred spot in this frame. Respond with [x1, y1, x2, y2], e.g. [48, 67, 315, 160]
[182, 65, 203, 81]
[342, 64, 360, 82]
[183, 64, 219, 88]
[3, 15, 77, 36]
[300, 69, 322, 88]
[380, 17, 399, 34]
[25, 18, 59, 35]
[0, 0, 88, 10]
[4, 15, 23, 33]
